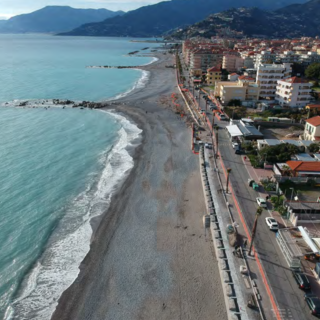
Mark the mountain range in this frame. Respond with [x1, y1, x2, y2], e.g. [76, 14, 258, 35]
[59, 0, 308, 37]
[168, 0, 320, 39]
[0, 6, 124, 34]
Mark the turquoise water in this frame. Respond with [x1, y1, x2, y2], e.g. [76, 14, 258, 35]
[0, 34, 156, 103]
[0, 35, 152, 319]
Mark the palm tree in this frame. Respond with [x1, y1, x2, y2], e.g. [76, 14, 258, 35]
[248, 206, 263, 256]
[226, 168, 232, 193]
[215, 126, 219, 158]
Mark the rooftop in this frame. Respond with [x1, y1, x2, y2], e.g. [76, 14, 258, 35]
[207, 66, 221, 72]
[281, 77, 311, 84]
[306, 104, 320, 109]
[294, 153, 317, 162]
[286, 161, 320, 172]
[306, 116, 320, 127]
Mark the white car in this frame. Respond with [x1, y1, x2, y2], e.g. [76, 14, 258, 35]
[256, 197, 267, 208]
[265, 217, 279, 230]
[232, 142, 239, 149]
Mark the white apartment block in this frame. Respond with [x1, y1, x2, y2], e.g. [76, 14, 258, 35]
[276, 77, 313, 108]
[256, 63, 292, 100]
[222, 55, 244, 72]
[254, 51, 277, 68]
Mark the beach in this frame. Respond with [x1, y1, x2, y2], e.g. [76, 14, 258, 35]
[51, 52, 227, 320]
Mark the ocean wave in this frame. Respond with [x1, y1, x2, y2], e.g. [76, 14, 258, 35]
[6, 111, 142, 320]
[110, 69, 150, 101]
[141, 56, 159, 66]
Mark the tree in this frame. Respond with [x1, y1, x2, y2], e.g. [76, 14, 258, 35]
[305, 63, 320, 80]
[259, 143, 300, 164]
[226, 168, 232, 193]
[227, 99, 242, 107]
[309, 143, 320, 153]
[215, 126, 219, 158]
[291, 62, 306, 76]
[248, 207, 263, 256]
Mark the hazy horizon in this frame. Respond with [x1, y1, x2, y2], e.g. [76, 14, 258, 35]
[0, 0, 169, 18]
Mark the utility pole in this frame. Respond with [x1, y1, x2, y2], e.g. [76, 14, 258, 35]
[248, 207, 263, 256]
[226, 168, 232, 193]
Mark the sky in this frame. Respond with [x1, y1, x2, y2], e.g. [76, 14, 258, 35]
[0, 0, 167, 19]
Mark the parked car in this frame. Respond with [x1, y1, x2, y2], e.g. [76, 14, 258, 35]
[256, 197, 267, 208]
[293, 272, 311, 290]
[235, 149, 241, 155]
[232, 142, 239, 149]
[305, 294, 320, 316]
[216, 113, 227, 121]
[265, 217, 279, 230]
[205, 143, 212, 149]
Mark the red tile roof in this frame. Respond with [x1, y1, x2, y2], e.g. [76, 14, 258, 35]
[287, 161, 320, 172]
[230, 73, 238, 76]
[238, 75, 255, 81]
[207, 66, 221, 72]
[306, 104, 320, 109]
[306, 116, 320, 127]
[283, 76, 311, 84]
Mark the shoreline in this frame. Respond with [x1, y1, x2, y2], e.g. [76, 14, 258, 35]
[51, 50, 227, 320]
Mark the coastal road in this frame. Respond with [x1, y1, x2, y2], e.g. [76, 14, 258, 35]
[203, 105, 314, 320]
[180, 55, 314, 319]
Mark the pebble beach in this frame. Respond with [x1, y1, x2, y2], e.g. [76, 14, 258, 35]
[51, 52, 228, 320]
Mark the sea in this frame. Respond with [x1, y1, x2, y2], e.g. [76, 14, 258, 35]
[0, 34, 158, 320]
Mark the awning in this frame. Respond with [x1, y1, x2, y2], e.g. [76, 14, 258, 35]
[226, 125, 243, 137]
[298, 226, 320, 254]
[193, 80, 201, 82]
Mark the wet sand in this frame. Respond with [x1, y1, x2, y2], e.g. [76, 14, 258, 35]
[51, 52, 227, 320]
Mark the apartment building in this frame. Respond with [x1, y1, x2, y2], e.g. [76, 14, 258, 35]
[206, 66, 221, 85]
[214, 78, 260, 105]
[256, 63, 292, 100]
[276, 77, 313, 108]
[254, 50, 277, 68]
[222, 54, 244, 72]
[189, 49, 223, 72]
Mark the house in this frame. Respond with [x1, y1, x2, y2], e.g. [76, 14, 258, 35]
[206, 66, 221, 85]
[258, 139, 314, 151]
[293, 153, 317, 161]
[228, 73, 239, 81]
[214, 78, 260, 105]
[286, 161, 320, 177]
[304, 116, 320, 141]
[276, 77, 313, 108]
[256, 63, 292, 100]
[257, 139, 282, 150]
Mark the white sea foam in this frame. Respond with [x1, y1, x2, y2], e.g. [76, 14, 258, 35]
[141, 56, 159, 66]
[6, 111, 142, 320]
[110, 69, 150, 101]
